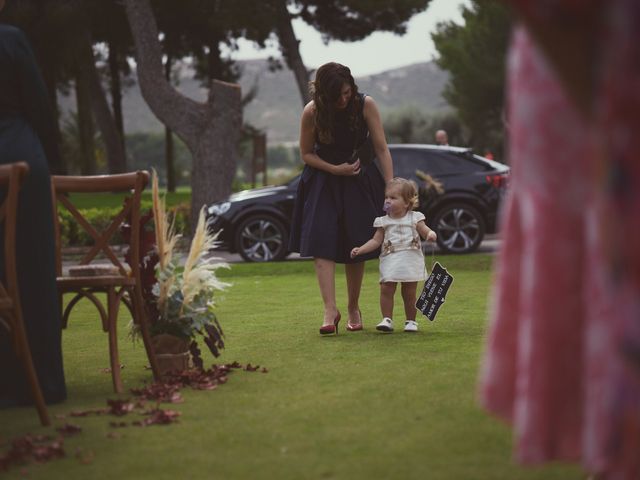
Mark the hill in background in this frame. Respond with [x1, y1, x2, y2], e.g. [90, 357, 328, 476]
[60, 59, 450, 145]
[239, 60, 450, 143]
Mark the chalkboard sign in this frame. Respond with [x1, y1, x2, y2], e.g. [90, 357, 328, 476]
[416, 262, 454, 321]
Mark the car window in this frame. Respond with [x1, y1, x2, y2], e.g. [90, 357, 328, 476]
[390, 148, 486, 180]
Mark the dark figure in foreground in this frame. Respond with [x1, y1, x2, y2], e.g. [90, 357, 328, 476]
[0, 0, 66, 406]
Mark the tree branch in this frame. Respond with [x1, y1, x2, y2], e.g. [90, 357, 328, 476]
[124, 0, 205, 143]
[274, 0, 310, 106]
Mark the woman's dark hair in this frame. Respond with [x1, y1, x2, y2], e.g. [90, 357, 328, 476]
[309, 62, 361, 144]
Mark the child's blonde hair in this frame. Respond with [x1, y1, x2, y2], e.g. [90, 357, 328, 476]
[386, 177, 419, 210]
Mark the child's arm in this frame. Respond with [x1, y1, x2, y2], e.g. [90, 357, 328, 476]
[351, 228, 385, 258]
[416, 219, 437, 242]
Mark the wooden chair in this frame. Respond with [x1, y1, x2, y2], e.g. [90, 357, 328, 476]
[0, 162, 50, 425]
[52, 171, 159, 392]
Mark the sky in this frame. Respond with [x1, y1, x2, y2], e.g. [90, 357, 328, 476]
[224, 0, 471, 77]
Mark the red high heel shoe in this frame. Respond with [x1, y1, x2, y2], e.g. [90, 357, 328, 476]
[346, 309, 363, 331]
[319, 311, 341, 335]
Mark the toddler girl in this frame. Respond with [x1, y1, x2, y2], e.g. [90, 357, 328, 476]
[351, 177, 437, 332]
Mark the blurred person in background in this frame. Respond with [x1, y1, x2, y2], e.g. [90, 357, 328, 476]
[434, 129, 449, 146]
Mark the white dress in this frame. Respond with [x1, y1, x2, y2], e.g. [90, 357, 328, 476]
[374, 211, 427, 283]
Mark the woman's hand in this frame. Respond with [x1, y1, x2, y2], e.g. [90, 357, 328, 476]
[333, 159, 361, 176]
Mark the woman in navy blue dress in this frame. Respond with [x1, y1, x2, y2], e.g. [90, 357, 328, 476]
[289, 62, 394, 334]
[0, 0, 66, 406]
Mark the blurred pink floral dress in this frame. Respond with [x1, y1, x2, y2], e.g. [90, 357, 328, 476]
[479, 1, 640, 478]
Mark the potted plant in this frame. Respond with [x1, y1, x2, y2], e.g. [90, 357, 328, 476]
[146, 171, 230, 375]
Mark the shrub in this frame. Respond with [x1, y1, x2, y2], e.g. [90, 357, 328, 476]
[58, 202, 192, 248]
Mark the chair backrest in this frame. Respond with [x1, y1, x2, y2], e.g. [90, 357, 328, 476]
[51, 171, 150, 278]
[0, 162, 29, 301]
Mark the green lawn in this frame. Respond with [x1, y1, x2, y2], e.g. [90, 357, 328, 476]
[0, 255, 583, 479]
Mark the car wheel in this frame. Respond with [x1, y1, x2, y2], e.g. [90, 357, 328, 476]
[432, 203, 485, 254]
[234, 214, 288, 262]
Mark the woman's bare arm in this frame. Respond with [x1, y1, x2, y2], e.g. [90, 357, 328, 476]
[363, 96, 393, 183]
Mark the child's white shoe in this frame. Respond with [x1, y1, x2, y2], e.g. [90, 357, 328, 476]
[404, 320, 418, 333]
[376, 317, 394, 332]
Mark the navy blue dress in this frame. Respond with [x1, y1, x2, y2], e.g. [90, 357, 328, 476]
[289, 94, 385, 263]
[0, 24, 66, 406]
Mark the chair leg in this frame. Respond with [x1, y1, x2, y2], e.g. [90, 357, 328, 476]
[107, 288, 123, 393]
[59, 293, 67, 329]
[12, 312, 50, 426]
[131, 290, 160, 382]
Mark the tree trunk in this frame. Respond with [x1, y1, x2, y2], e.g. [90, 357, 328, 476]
[164, 55, 176, 193]
[190, 80, 241, 229]
[165, 126, 175, 192]
[274, 0, 310, 106]
[207, 41, 221, 81]
[79, 29, 127, 174]
[108, 39, 126, 154]
[74, 51, 96, 175]
[41, 59, 67, 174]
[124, 0, 242, 228]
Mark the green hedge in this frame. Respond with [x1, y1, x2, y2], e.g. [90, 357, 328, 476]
[58, 201, 191, 248]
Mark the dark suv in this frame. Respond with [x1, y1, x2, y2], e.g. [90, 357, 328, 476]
[206, 145, 509, 261]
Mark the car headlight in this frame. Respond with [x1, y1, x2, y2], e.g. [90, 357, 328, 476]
[208, 201, 231, 216]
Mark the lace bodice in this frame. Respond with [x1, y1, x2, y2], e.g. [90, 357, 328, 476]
[373, 211, 425, 256]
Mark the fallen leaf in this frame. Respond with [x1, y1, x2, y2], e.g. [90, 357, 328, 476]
[106, 399, 135, 416]
[130, 383, 183, 404]
[56, 424, 82, 437]
[69, 408, 107, 417]
[0, 434, 65, 471]
[135, 409, 181, 426]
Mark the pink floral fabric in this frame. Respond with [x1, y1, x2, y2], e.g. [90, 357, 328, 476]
[479, 10, 640, 478]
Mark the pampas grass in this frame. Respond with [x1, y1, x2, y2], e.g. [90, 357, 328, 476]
[151, 170, 177, 270]
[180, 206, 230, 307]
[149, 172, 229, 357]
[151, 170, 180, 310]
